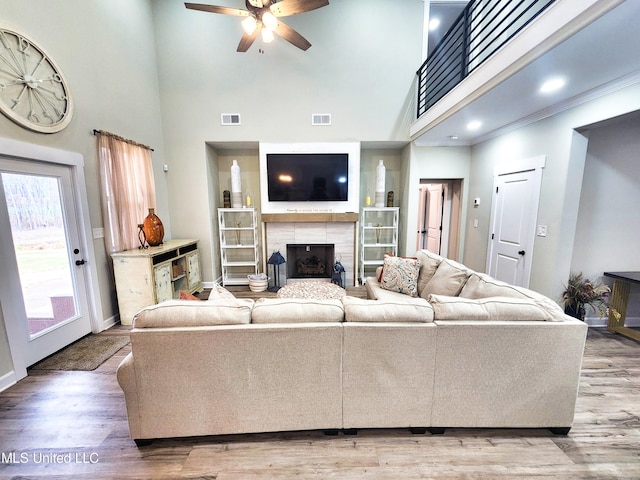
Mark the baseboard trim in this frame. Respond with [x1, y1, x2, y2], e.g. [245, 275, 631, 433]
[0, 370, 18, 393]
[585, 316, 640, 327]
[100, 313, 119, 332]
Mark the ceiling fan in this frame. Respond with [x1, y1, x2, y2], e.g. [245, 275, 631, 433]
[185, 0, 329, 52]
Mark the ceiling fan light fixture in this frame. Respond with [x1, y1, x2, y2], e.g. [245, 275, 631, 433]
[262, 11, 278, 31]
[261, 27, 274, 43]
[185, 0, 329, 52]
[241, 15, 258, 34]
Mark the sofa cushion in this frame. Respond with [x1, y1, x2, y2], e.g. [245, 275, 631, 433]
[207, 283, 236, 300]
[365, 277, 413, 302]
[428, 294, 552, 321]
[459, 273, 526, 300]
[342, 296, 434, 323]
[420, 258, 470, 298]
[415, 249, 443, 294]
[251, 298, 344, 323]
[379, 255, 421, 297]
[133, 299, 254, 328]
[460, 273, 565, 319]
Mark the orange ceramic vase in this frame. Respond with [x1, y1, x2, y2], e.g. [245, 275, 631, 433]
[142, 208, 164, 246]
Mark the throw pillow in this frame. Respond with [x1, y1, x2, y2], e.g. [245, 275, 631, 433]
[415, 249, 443, 294]
[178, 290, 200, 300]
[376, 253, 417, 283]
[379, 254, 421, 297]
[420, 259, 470, 298]
[207, 283, 236, 300]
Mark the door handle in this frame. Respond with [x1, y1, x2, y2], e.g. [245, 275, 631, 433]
[75, 259, 86, 266]
[518, 250, 525, 256]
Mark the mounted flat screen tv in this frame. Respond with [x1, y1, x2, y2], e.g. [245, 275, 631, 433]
[266, 153, 348, 202]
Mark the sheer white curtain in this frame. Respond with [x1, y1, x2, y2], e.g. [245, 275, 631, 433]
[97, 131, 156, 253]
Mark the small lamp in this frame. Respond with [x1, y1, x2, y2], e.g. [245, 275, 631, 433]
[267, 251, 286, 292]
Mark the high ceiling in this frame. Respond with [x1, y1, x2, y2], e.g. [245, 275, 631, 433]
[414, 0, 640, 146]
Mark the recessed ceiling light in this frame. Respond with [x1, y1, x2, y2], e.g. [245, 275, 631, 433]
[540, 77, 566, 93]
[449, 135, 459, 140]
[429, 18, 441, 31]
[467, 121, 482, 131]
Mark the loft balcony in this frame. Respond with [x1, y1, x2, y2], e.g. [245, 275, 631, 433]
[411, 0, 640, 146]
[417, 0, 557, 118]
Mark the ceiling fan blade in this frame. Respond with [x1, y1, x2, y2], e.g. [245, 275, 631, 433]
[270, 0, 329, 17]
[275, 21, 312, 51]
[237, 20, 262, 52]
[185, 3, 249, 16]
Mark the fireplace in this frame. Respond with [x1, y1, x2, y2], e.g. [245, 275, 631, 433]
[287, 244, 334, 279]
[262, 213, 358, 286]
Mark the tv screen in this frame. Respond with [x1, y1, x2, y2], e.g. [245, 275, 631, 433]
[267, 153, 348, 202]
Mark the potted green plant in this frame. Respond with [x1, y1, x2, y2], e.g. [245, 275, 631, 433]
[561, 272, 612, 320]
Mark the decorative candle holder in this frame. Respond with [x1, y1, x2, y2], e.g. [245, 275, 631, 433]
[137, 224, 148, 249]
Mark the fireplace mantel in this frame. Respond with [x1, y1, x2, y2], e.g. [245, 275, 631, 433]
[262, 213, 359, 223]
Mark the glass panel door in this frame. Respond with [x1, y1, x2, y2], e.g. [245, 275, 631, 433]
[0, 158, 92, 366]
[2, 173, 77, 337]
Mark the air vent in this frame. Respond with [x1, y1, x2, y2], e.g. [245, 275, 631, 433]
[221, 113, 241, 125]
[312, 113, 331, 126]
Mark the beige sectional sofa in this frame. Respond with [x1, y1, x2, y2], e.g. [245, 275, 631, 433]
[117, 249, 588, 445]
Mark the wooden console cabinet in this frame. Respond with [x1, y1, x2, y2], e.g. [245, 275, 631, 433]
[111, 239, 202, 325]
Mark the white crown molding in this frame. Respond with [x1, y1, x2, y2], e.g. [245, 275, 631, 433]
[473, 69, 640, 145]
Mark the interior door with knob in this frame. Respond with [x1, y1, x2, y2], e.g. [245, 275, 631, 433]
[486, 169, 541, 288]
[0, 158, 92, 366]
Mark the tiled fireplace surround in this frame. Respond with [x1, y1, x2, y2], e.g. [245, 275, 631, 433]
[262, 213, 359, 287]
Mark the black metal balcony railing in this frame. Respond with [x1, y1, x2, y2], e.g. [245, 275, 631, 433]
[417, 0, 557, 118]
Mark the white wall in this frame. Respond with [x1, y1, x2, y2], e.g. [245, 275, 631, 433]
[150, 0, 424, 281]
[465, 82, 640, 300]
[571, 112, 640, 323]
[0, 0, 168, 381]
[402, 144, 471, 257]
[210, 146, 261, 280]
[360, 148, 404, 209]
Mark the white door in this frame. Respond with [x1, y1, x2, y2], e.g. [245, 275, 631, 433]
[425, 184, 444, 254]
[416, 186, 428, 249]
[0, 158, 92, 367]
[486, 169, 541, 287]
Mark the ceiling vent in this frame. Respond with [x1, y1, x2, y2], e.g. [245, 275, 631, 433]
[312, 113, 331, 126]
[221, 113, 241, 125]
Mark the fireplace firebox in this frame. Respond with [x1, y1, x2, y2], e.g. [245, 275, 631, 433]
[286, 244, 334, 279]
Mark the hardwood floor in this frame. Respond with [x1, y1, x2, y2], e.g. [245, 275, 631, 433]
[0, 327, 638, 479]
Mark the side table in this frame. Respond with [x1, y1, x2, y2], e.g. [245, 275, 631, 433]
[604, 271, 640, 342]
